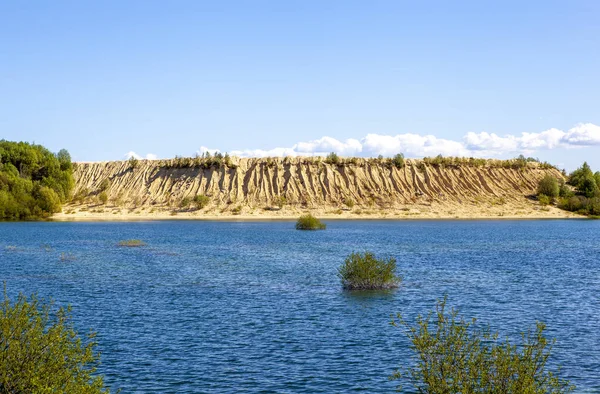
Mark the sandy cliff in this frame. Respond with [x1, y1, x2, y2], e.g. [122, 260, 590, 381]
[55, 157, 573, 220]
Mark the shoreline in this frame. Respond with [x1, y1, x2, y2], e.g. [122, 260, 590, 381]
[50, 206, 579, 222]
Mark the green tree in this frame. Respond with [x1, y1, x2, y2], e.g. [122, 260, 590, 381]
[0, 141, 74, 220]
[579, 175, 598, 198]
[537, 175, 559, 198]
[56, 149, 73, 172]
[0, 289, 109, 393]
[128, 156, 139, 170]
[568, 162, 593, 189]
[392, 297, 574, 393]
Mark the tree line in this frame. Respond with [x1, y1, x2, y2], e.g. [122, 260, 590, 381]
[0, 140, 74, 220]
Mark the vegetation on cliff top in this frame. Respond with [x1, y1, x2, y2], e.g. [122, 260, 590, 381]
[121, 152, 558, 172]
[0, 140, 74, 220]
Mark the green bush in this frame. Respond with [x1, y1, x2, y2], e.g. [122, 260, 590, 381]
[537, 175, 559, 198]
[273, 195, 287, 209]
[337, 251, 400, 290]
[559, 181, 574, 198]
[194, 194, 210, 209]
[392, 153, 405, 169]
[325, 152, 340, 165]
[98, 179, 110, 192]
[295, 214, 326, 230]
[128, 156, 139, 170]
[344, 198, 355, 209]
[98, 191, 108, 205]
[538, 194, 551, 206]
[0, 290, 109, 393]
[180, 196, 191, 208]
[392, 297, 574, 393]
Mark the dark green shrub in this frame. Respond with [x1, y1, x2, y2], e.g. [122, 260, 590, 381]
[98, 191, 108, 205]
[325, 152, 340, 165]
[337, 251, 400, 290]
[295, 214, 326, 230]
[558, 196, 584, 212]
[180, 197, 191, 208]
[559, 182, 574, 198]
[0, 290, 109, 393]
[344, 198, 355, 209]
[128, 156, 139, 170]
[273, 195, 287, 209]
[98, 179, 110, 192]
[392, 297, 574, 393]
[538, 194, 551, 206]
[537, 175, 559, 198]
[193, 194, 210, 209]
[392, 153, 405, 169]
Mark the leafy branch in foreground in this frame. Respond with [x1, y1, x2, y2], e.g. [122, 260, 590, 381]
[0, 289, 109, 393]
[391, 297, 574, 393]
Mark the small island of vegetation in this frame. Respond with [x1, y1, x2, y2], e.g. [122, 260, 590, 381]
[295, 214, 326, 230]
[338, 251, 400, 290]
[118, 239, 146, 247]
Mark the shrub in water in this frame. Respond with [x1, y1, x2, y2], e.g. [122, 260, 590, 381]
[295, 214, 326, 230]
[391, 297, 574, 393]
[0, 290, 109, 393]
[337, 251, 400, 290]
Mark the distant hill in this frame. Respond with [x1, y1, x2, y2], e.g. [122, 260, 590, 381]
[57, 156, 572, 219]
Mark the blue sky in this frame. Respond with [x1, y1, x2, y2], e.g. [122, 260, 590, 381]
[1, 0, 599, 170]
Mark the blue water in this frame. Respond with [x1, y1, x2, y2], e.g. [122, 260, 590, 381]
[1, 220, 599, 393]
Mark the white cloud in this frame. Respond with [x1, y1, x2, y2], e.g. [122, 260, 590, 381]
[127, 123, 600, 161]
[295, 136, 362, 156]
[226, 123, 599, 159]
[560, 123, 600, 146]
[363, 133, 469, 157]
[230, 147, 299, 158]
[125, 152, 158, 160]
[197, 146, 221, 156]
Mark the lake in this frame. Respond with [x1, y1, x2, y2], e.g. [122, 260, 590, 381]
[1, 220, 599, 392]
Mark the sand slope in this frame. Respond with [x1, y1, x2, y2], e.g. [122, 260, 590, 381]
[55, 157, 574, 220]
